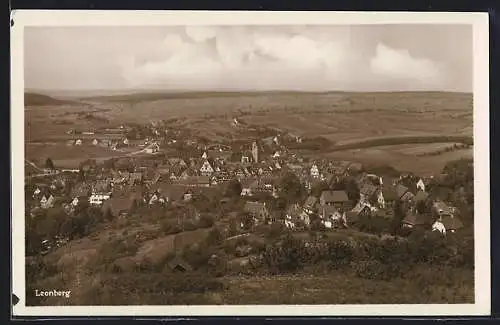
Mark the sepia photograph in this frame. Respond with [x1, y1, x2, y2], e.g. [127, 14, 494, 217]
[11, 11, 490, 317]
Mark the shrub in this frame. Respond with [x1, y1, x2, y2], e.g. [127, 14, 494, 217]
[198, 214, 215, 228]
[160, 220, 182, 235]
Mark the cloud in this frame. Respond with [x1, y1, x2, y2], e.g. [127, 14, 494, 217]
[24, 26, 470, 92]
[370, 43, 446, 89]
[120, 26, 354, 90]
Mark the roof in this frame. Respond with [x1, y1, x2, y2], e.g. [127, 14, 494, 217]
[129, 172, 143, 183]
[70, 183, 91, 198]
[101, 197, 134, 216]
[320, 190, 349, 203]
[350, 203, 371, 215]
[150, 183, 188, 201]
[432, 201, 453, 215]
[403, 212, 431, 226]
[167, 256, 193, 272]
[347, 203, 371, 220]
[360, 184, 378, 197]
[177, 175, 210, 186]
[319, 205, 340, 217]
[286, 204, 302, 218]
[395, 184, 409, 199]
[381, 186, 398, 201]
[92, 180, 111, 193]
[304, 196, 318, 208]
[414, 190, 429, 202]
[440, 215, 464, 230]
[244, 201, 269, 215]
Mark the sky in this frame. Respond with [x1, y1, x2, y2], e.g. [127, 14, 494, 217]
[24, 25, 472, 92]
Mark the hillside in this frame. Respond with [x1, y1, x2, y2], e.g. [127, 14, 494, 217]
[24, 92, 77, 107]
[81, 90, 471, 104]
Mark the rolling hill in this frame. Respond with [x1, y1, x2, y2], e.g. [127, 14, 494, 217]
[24, 92, 78, 107]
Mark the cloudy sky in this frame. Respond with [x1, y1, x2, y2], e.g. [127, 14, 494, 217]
[24, 25, 472, 92]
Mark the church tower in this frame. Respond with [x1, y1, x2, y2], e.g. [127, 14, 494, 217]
[251, 141, 259, 163]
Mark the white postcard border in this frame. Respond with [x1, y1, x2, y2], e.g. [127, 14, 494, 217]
[11, 10, 490, 317]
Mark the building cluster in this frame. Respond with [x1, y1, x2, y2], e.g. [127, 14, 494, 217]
[28, 121, 466, 252]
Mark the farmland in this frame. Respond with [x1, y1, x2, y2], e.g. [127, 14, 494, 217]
[24, 90, 473, 175]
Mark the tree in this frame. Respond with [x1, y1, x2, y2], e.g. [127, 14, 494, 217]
[344, 178, 360, 203]
[225, 179, 242, 198]
[390, 200, 405, 235]
[104, 207, 114, 221]
[279, 172, 305, 204]
[416, 200, 428, 214]
[103, 158, 116, 170]
[310, 181, 330, 197]
[77, 169, 86, 182]
[45, 157, 55, 170]
[206, 227, 224, 246]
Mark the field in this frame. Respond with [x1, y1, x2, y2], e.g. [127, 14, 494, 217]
[219, 268, 474, 304]
[312, 144, 473, 176]
[24, 90, 473, 175]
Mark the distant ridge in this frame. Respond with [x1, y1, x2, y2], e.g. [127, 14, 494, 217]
[79, 90, 471, 103]
[24, 92, 77, 106]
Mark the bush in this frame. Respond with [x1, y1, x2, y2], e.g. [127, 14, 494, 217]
[353, 260, 393, 281]
[327, 239, 355, 268]
[198, 214, 215, 228]
[160, 220, 182, 235]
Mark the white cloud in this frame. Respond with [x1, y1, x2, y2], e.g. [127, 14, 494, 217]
[370, 43, 446, 88]
[24, 26, 469, 92]
[121, 26, 355, 90]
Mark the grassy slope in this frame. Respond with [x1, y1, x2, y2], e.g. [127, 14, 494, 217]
[25, 92, 78, 106]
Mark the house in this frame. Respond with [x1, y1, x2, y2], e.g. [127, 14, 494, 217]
[416, 178, 426, 192]
[70, 183, 91, 201]
[149, 183, 188, 203]
[129, 172, 143, 186]
[241, 154, 251, 164]
[90, 193, 111, 205]
[310, 164, 320, 178]
[90, 180, 112, 205]
[92, 139, 99, 146]
[240, 178, 257, 196]
[359, 184, 379, 205]
[167, 256, 193, 273]
[40, 195, 55, 209]
[395, 184, 415, 203]
[168, 158, 188, 168]
[319, 190, 351, 211]
[285, 204, 302, 229]
[71, 196, 86, 207]
[74, 139, 83, 146]
[347, 162, 363, 174]
[432, 201, 455, 217]
[145, 143, 160, 154]
[199, 160, 214, 176]
[402, 211, 432, 229]
[302, 196, 318, 215]
[347, 203, 371, 224]
[244, 201, 270, 220]
[32, 187, 42, 198]
[379, 185, 398, 209]
[178, 176, 210, 188]
[319, 205, 346, 228]
[432, 214, 464, 234]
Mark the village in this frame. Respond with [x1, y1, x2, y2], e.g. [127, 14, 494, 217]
[25, 117, 468, 261]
